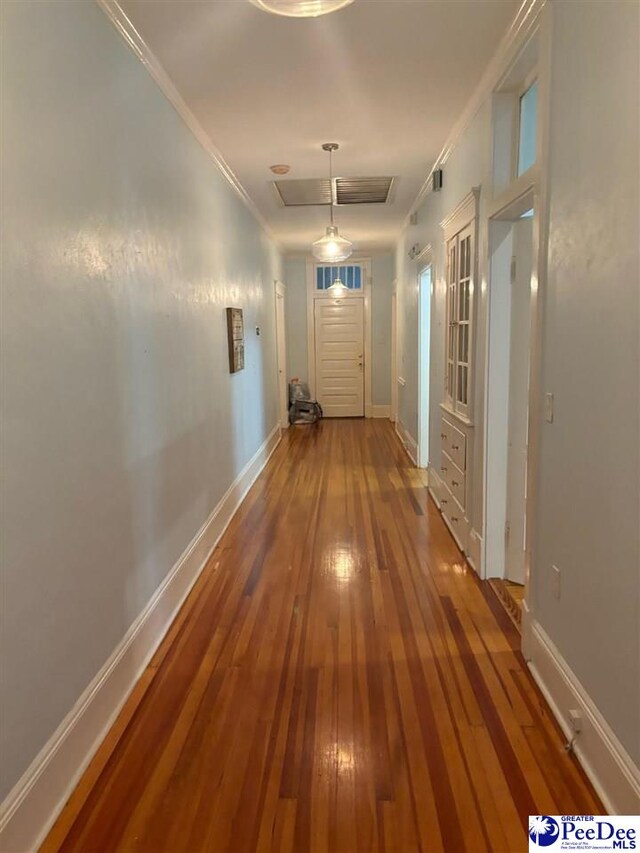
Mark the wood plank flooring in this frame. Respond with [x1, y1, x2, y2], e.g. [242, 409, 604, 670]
[43, 419, 601, 853]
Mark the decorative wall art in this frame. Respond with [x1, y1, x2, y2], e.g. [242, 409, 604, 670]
[226, 307, 245, 373]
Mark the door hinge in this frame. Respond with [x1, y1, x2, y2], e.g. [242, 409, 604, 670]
[510, 256, 517, 283]
[505, 520, 511, 546]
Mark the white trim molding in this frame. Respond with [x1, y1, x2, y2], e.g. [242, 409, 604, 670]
[96, 0, 275, 244]
[523, 611, 640, 815]
[395, 420, 418, 465]
[467, 529, 483, 575]
[371, 404, 391, 419]
[405, 0, 546, 225]
[441, 187, 481, 241]
[0, 425, 282, 853]
[427, 465, 443, 508]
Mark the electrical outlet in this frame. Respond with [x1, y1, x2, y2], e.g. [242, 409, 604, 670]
[551, 564, 561, 600]
[545, 392, 554, 423]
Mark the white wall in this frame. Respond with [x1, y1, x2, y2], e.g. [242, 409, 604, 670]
[283, 253, 394, 406]
[531, 0, 639, 768]
[395, 0, 640, 801]
[1, 0, 281, 803]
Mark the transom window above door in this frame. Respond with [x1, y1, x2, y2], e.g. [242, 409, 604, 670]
[316, 264, 363, 291]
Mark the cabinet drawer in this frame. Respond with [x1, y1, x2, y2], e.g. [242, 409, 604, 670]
[440, 486, 469, 553]
[446, 505, 469, 553]
[443, 418, 466, 471]
[448, 462, 466, 508]
[440, 451, 466, 510]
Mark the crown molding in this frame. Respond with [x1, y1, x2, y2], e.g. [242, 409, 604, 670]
[404, 0, 546, 229]
[95, 0, 277, 246]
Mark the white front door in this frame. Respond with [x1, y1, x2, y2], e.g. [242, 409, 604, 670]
[314, 297, 364, 417]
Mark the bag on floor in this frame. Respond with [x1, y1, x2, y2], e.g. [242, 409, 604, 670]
[288, 379, 323, 424]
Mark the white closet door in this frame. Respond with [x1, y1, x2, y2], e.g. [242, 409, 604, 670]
[314, 298, 364, 417]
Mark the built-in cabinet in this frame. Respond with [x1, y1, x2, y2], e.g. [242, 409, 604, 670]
[438, 413, 472, 551]
[433, 190, 479, 558]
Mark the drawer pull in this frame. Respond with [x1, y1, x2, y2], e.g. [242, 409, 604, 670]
[452, 479, 459, 487]
[451, 444, 459, 450]
[441, 498, 448, 505]
[441, 466, 447, 472]
[441, 432, 447, 440]
[451, 516, 459, 523]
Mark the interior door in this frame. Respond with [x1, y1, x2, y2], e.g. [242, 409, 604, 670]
[314, 297, 364, 417]
[505, 217, 533, 584]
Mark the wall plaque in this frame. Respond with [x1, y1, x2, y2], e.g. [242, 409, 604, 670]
[226, 307, 245, 373]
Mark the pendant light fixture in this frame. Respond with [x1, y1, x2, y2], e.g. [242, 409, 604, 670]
[327, 275, 347, 294]
[249, 0, 354, 18]
[312, 143, 353, 263]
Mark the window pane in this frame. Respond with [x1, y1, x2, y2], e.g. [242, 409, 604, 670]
[518, 80, 538, 176]
[317, 268, 323, 290]
[354, 267, 362, 289]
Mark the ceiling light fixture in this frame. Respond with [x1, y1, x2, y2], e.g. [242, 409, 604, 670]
[249, 0, 354, 18]
[312, 143, 353, 263]
[270, 164, 291, 175]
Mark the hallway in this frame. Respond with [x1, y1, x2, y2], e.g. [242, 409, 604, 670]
[44, 420, 601, 853]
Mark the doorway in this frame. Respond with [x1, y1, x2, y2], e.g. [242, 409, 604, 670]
[314, 297, 364, 417]
[418, 259, 432, 468]
[274, 281, 288, 429]
[486, 194, 534, 584]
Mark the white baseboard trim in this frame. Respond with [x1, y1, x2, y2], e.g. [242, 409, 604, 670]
[427, 465, 443, 507]
[371, 404, 391, 419]
[0, 424, 282, 853]
[467, 529, 483, 576]
[523, 613, 640, 815]
[395, 420, 418, 465]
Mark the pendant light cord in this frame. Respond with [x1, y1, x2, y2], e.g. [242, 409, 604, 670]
[328, 147, 334, 226]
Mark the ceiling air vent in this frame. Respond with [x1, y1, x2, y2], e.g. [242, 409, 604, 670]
[274, 176, 395, 207]
[274, 178, 332, 206]
[335, 176, 394, 205]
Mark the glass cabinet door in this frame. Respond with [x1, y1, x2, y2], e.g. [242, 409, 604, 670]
[444, 222, 474, 419]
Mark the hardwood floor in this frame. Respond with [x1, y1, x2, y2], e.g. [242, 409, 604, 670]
[43, 419, 601, 853]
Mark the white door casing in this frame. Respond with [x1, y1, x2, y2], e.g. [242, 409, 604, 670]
[417, 250, 433, 468]
[274, 281, 288, 429]
[505, 217, 533, 583]
[391, 281, 398, 423]
[314, 298, 364, 417]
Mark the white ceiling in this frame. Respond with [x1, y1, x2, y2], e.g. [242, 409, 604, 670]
[119, 0, 521, 253]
